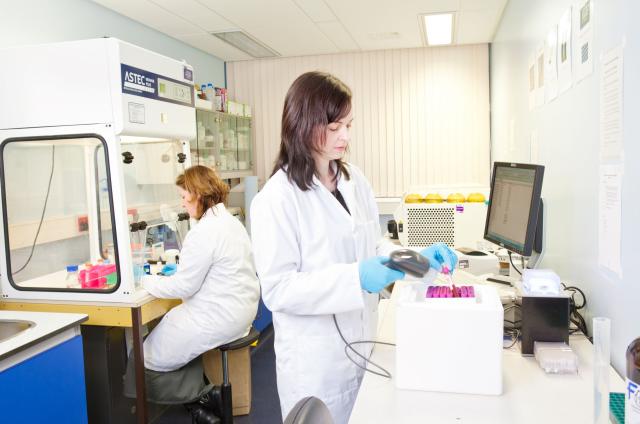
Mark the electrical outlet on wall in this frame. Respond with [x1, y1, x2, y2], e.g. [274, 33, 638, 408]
[77, 215, 88, 232]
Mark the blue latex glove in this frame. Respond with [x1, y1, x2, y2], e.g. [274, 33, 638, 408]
[420, 243, 458, 273]
[160, 263, 177, 276]
[359, 256, 405, 293]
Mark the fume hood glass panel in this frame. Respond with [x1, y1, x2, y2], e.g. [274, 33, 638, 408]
[1, 137, 120, 291]
[118, 138, 187, 280]
[119, 138, 185, 226]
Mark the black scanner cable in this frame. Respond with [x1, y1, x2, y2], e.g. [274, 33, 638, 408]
[333, 313, 394, 379]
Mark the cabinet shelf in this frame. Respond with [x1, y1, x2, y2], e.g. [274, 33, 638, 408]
[195, 108, 254, 174]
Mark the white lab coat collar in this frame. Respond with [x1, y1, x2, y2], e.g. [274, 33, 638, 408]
[197, 203, 226, 223]
[311, 161, 354, 220]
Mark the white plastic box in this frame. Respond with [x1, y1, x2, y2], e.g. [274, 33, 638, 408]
[395, 284, 504, 395]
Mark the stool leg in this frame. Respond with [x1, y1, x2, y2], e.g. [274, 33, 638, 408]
[221, 351, 233, 424]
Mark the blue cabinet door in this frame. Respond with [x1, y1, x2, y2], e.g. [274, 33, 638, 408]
[0, 334, 88, 423]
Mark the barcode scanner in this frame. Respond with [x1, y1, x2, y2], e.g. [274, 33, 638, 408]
[385, 249, 431, 278]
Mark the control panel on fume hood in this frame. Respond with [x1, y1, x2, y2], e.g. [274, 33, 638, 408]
[158, 78, 192, 105]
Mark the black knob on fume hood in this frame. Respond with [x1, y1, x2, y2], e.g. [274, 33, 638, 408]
[129, 221, 148, 232]
[177, 153, 187, 163]
[122, 151, 134, 164]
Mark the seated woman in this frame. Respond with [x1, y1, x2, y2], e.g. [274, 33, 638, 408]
[124, 165, 260, 422]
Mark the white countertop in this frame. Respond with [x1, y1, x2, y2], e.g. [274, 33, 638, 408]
[0, 310, 87, 361]
[349, 280, 625, 424]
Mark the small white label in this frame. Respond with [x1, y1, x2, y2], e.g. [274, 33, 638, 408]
[128, 102, 145, 124]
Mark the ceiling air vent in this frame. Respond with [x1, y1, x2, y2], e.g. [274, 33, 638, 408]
[210, 30, 279, 58]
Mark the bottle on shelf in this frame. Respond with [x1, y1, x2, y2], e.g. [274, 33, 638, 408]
[205, 83, 215, 103]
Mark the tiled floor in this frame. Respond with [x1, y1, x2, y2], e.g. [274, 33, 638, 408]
[155, 324, 282, 424]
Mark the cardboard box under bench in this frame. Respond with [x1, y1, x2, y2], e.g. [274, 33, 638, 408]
[202, 346, 252, 416]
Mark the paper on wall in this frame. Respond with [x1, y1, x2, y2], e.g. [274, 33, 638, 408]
[536, 44, 545, 107]
[600, 45, 624, 161]
[598, 164, 623, 278]
[576, 0, 594, 82]
[557, 7, 573, 94]
[544, 26, 559, 102]
[528, 54, 536, 111]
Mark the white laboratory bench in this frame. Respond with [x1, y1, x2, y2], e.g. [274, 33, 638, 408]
[349, 283, 625, 424]
[0, 310, 87, 367]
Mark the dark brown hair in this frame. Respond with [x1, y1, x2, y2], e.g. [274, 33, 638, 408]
[272, 71, 351, 191]
[176, 165, 229, 219]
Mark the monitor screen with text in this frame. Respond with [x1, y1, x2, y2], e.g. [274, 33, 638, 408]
[485, 163, 543, 255]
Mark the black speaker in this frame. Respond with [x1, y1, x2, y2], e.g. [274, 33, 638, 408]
[520, 295, 570, 355]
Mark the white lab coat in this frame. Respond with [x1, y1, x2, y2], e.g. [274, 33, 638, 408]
[142, 203, 260, 372]
[250, 163, 396, 424]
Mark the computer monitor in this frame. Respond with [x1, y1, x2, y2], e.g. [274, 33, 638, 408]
[484, 162, 545, 259]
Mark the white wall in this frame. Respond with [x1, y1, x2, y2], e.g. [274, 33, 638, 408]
[227, 45, 490, 197]
[0, 0, 225, 86]
[491, 0, 640, 374]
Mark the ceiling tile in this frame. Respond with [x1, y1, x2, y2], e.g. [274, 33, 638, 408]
[294, 0, 336, 22]
[456, 8, 501, 44]
[324, 0, 460, 50]
[460, 0, 507, 11]
[197, 0, 337, 56]
[150, 0, 235, 32]
[94, 0, 502, 60]
[92, 0, 199, 35]
[316, 21, 360, 51]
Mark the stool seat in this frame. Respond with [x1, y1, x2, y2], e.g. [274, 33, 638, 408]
[218, 327, 260, 352]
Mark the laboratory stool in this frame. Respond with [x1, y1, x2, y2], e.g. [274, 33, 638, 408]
[284, 397, 334, 424]
[210, 326, 260, 424]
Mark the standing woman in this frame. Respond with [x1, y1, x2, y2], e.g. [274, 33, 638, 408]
[250, 72, 456, 423]
[125, 165, 260, 420]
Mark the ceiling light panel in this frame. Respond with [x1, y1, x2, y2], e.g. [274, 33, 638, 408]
[175, 32, 252, 61]
[422, 13, 454, 46]
[211, 31, 279, 58]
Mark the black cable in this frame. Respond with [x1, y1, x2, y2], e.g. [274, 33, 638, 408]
[508, 251, 522, 275]
[503, 329, 520, 349]
[332, 314, 394, 379]
[563, 285, 586, 309]
[12, 145, 55, 275]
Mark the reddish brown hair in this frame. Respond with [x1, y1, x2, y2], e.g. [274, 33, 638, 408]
[272, 71, 351, 190]
[176, 165, 229, 219]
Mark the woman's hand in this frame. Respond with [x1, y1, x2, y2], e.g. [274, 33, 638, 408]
[359, 256, 405, 293]
[419, 243, 458, 272]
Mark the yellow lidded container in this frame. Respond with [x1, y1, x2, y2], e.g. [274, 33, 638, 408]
[466, 192, 486, 203]
[424, 193, 443, 203]
[446, 193, 466, 203]
[404, 193, 424, 203]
